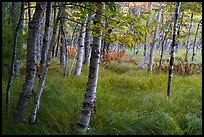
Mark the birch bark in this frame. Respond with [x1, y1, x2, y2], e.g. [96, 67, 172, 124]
[74, 16, 87, 76]
[148, 3, 163, 72]
[167, 2, 181, 97]
[77, 2, 104, 131]
[14, 2, 46, 124]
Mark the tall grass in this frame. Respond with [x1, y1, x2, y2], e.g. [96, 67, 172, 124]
[2, 59, 202, 135]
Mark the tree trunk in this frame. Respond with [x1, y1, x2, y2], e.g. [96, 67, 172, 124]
[185, 12, 193, 63]
[148, 3, 162, 72]
[55, 27, 61, 57]
[6, 2, 24, 121]
[191, 19, 201, 62]
[60, 24, 66, 67]
[74, 17, 87, 76]
[39, 2, 52, 82]
[36, 17, 44, 61]
[77, 2, 105, 131]
[158, 15, 174, 73]
[28, 2, 63, 124]
[144, 2, 152, 56]
[14, 2, 46, 124]
[28, 2, 32, 27]
[84, 13, 95, 64]
[167, 2, 181, 97]
[175, 11, 183, 53]
[59, 3, 66, 66]
[61, 20, 69, 76]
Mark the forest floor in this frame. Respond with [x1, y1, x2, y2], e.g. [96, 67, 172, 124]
[2, 49, 202, 135]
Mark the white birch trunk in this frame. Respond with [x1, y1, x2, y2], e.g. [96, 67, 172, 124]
[74, 16, 87, 76]
[28, 2, 61, 124]
[14, 2, 46, 124]
[77, 2, 104, 131]
[84, 13, 95, 64]
[191, 19, 201, 62]
[148, 3, 163, 72]
[167, 2, 181, 97]
[185, 12, 193, 63]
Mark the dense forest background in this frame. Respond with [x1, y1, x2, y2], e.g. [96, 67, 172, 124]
[2, 2, 202, 135]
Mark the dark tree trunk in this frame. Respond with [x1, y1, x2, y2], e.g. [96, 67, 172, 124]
[6, 2, 24, 121]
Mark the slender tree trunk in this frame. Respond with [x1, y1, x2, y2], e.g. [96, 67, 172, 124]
[39, 2, 52, 82]
[60, 25, 66, 67]
[28, 2, 63, 124]
[61, 20, 69, 76]
[158, 15, 174, 73]
[55, 27, 61, 57]
[74, 17, 87, 76]
[51, 3, 59, 58]
[59, 3, 66, 66]
[158, 32, 168, 73]
[175, 11, 183, 53]
[6, 2, 24, 121]
[144, 2, 152, 56]
[77, 2, 104, 131]
[84, 13, 94, 64]
[148, 3, 162, 72]
[185, 12, 193, 63]
[191, 19, 201, 62]
[36, 16, 44, 61]
[14, 2, 46, 124]
[167, 2, 181, 97]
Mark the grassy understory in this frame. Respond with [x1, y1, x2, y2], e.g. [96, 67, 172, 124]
[2, 58, 202, 135]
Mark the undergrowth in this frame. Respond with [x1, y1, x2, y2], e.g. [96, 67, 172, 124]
[2, 59, 202, 135]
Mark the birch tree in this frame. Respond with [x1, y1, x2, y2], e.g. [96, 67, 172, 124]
[74, 16, 87, 76]
[84, 13, 95, 65]
[14, 2, 46, 124]
[144, 2, 152, 56]
[6, 2, 24, 120]
[148, 3, 163, 72]
[77, 2, 105, 131]
[167, 2, 181, 97]
[28, 2, 64, 124]
[191, 19, 201, 62]
[59, 3, 66, 67]
[39, 2, 52, 82]
[158, 15, 174, 73]
[184, 12, 193, 63]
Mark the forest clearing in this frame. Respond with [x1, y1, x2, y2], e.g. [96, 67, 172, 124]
[2, 2, 202, 135]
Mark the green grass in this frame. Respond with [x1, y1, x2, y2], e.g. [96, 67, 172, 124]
[2, 58, 202, 135]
